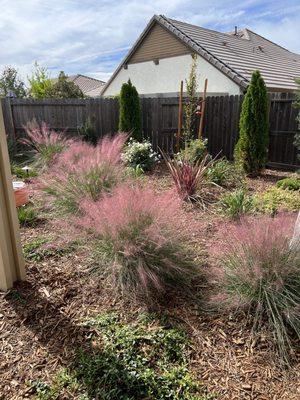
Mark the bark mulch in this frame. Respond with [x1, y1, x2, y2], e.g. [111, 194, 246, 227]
[1, 169, 299, 399]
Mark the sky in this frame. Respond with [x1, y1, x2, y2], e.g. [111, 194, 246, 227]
[0, 0, 300, 84]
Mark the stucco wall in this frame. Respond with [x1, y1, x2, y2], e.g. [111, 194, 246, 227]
[103, 54, 241, 96]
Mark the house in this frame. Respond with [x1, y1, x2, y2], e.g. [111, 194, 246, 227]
[53, 74, 105, 97]
[102, 15, 300, 97]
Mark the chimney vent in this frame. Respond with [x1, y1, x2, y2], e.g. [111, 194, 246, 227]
[234, 26, 238, 35]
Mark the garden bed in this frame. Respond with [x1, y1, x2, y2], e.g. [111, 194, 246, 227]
[1, 168, 300, 399]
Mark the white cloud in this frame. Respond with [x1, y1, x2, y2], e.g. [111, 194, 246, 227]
[0, 0, 299, 84]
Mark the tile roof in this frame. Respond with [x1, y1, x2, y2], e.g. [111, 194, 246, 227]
[68, 74, 105, 97]
[102, 15, 300, 94]
[160, 15, 300, 91]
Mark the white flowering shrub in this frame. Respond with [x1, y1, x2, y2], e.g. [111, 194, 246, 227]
[121, 139, 159, 172]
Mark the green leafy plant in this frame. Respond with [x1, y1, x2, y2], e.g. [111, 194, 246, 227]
[276, 177, 300, 191]
[17, 204, 39, 227]
[28, 62, 53, 99]
[256, 186, 300, 214]
[206, 158, 243, 187]
[77, 119, 98, 146]
[121, 138, 159, 172]
[119, 79, 142, 141]
[23, 238, 76, 262]
[0, 65, 26, 98]
[11, 164, 38, 179]
[177, 138, 208, 165]
[182, 54, 198, 142]
[218, 214, 300, 365]
[219, 188, 254, 219]
[234, 70, 269, 176]
[45, 71, 84, 99]
[74, 313, 205, 399]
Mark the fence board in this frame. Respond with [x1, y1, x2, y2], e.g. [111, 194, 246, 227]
[1, 94, 299, 170]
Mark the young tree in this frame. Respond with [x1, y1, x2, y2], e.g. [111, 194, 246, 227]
[294, 77, 300, 161]
[118, 79, 142, 141]
[234, 70, 269, 176]
[182, 54, 198, 142]
[45, 71, 84, 99]
[0, 66, 26, 98]
[28, 62, 53, 98]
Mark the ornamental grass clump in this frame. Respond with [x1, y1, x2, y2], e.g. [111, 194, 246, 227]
[78, 185, 197, 301]
[163, 152, 212, 201]
[44, 133, 127, 214]
[21, 121, 73, 168]
[219, 214, 300, 364]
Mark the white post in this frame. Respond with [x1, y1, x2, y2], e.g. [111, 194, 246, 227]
[0, 103, 25, 290]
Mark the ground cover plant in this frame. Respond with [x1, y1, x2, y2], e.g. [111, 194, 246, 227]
[43, 133, 127, 214]
[217, 214, 300, 365]
[256, 186, 300, 214]
[77, 184, 197, 302]
[276, 177, 300, 191]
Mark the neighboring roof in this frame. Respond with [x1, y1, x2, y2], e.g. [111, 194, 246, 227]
[68, 74, 105, 97]
[102, 14, 300, 94]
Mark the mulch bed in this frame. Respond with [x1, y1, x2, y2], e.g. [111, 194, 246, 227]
[1, 169, 299, 399]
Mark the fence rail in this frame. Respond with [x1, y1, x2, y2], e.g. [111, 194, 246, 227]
[2, 93, 299, 170]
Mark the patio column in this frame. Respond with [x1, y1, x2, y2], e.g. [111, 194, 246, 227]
[0, 103, 25, 291]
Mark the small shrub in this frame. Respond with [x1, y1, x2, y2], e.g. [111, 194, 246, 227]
[77, 185, 197, 301]
[44, 133, 127, 214]
[218, 214, 300, 364]
[206, 158, 243, 187]
[121, 139, 159, 172]
[20, 121, 73, 168]
[163, 152, 212, 201]
[276, 177, 300, 191]
[220, 189, 254, 219]
[257, 187, 300, 214]
[17, 204, 39, 227]
[177, 138, 208, 165]
[77, 119, 98, 146]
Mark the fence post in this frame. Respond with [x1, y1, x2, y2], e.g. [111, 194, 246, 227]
[0, 104, 25, 291]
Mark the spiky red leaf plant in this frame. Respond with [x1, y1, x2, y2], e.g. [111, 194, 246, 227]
[162, 152, 212, 201]
[217, 213, 300, 365]
[20, 121, 74, 168]
[43, 133, 128, 214]
[77, 184, 197, 302]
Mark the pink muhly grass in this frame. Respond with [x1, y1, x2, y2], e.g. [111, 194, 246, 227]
[162, 152, 212, 201]
[217, 213, 300, 364]
[43, 133, 127, 214]
[20, 121, 73, 167]
[77, 184, 197, 301]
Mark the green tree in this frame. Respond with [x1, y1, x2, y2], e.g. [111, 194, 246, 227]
[182, 54, 198, 142]
[234, 70, 269, 176]
[28, 62, 53, 98]
[0, 66, 26, 98]
[45, 71, 84, 99]
[118, 79, 142, 141]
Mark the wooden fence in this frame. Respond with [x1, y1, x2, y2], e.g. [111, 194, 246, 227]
[2, 93, 299, 170]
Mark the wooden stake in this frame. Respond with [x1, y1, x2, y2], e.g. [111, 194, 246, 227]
[198, 78, 208, 138]
[176, 80, 183, 153]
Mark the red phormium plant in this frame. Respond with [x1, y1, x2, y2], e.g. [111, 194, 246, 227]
[43, 133, 128, 214]
[216, 213, 300, 364]
[77, 184, 197, 300]
[162, 152, 212, 201]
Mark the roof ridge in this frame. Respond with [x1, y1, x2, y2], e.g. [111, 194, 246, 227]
[75, 74, 105, 84]
[243, 28, 296, 54]
[159, 15, 248, 87]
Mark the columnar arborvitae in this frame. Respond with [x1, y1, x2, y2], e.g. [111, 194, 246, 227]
[234, 70, 269, 176]
[119, 79, 142, 141]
